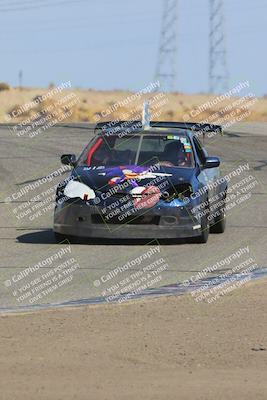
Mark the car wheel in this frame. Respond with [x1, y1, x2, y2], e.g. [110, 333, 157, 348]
[191, 210, 210, 244]
[196, 216, 209, 243]
[210, 195, 226, 234]
[210, 210, 226, 233]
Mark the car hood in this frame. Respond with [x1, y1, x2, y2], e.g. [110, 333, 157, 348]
[71, 165, 198, 193]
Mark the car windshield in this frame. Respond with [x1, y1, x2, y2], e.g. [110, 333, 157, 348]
[79, 133, 195, 168]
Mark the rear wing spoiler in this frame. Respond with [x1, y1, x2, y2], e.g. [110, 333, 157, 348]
[94, 120, 143, 134]
[150, 121, 222, 133]
[94, 120, 222, 137]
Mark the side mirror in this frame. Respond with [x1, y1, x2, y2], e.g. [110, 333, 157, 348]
[61, 154, 77, 167]
[204, 156, 220, 168]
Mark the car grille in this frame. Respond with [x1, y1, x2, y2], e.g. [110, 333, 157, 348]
[91, 214, 160, 225]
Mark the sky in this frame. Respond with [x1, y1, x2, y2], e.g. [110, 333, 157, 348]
[0, 0, 266, 96]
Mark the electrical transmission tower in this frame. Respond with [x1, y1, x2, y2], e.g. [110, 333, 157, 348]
[155, 0, 178, 92]
[209, 0, 229, 93]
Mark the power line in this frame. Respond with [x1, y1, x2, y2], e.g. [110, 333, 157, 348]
[0, 10, 158, 33]
[0, 0, 52, 5]
[0, 0, 89, 12]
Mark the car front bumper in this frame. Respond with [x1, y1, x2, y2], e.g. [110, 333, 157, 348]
[53, 201, 202, 239]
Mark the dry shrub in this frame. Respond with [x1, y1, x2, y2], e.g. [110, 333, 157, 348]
[0, 82, 10, 91]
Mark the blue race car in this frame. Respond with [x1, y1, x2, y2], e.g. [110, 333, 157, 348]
[53, 120, 227, 243]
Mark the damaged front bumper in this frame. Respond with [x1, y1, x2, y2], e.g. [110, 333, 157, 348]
[53, 197, 202, 239]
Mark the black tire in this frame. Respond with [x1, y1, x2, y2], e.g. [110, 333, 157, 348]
[195, 219, 209, 243]
[192, 211, 210, 244]
[210, 195, 226, 234]
[210, 210, 226, 233]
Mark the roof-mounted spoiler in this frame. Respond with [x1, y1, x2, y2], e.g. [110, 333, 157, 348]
[94, 120, 142, 134]
[94, 101, 222, 142]
[94, 120, 222, 135]
[150, 121, 222, 133]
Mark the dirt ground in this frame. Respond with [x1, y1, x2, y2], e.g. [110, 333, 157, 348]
[1, 86, 267, 124]
[0, 278, 266, 400]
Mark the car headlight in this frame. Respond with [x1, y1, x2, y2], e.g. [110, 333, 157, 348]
[161, 184, 192, 203]
[64, 180, 96, 200]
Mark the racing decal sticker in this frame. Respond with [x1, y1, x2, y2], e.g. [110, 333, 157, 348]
[180, 137, 192, 152]
[130, 186, 161, 209]
[166, 135, 180, 140]
[64, 180, 96, 200]
[106, 166, 172, 187]
[83, 166, 105, 170]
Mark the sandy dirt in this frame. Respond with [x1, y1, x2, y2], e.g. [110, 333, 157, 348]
[0, 278, 266, 400]
[1, 86, 267, 124]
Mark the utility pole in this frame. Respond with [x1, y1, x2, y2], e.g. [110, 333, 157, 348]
[19, 70, 23, 90]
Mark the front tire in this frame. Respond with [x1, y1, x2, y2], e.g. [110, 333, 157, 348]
[195, 217, 209, 243]
[192, 206, 210, 243]
[210, 210, 226, 233]
[210, 194, 226, 234]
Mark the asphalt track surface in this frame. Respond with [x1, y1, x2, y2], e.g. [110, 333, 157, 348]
[0, 122, 266, 311]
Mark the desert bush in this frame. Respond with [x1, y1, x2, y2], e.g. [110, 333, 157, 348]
[0, 82, 10, 91]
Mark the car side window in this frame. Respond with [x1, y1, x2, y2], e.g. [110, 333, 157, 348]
[193, 136, 207, 165]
